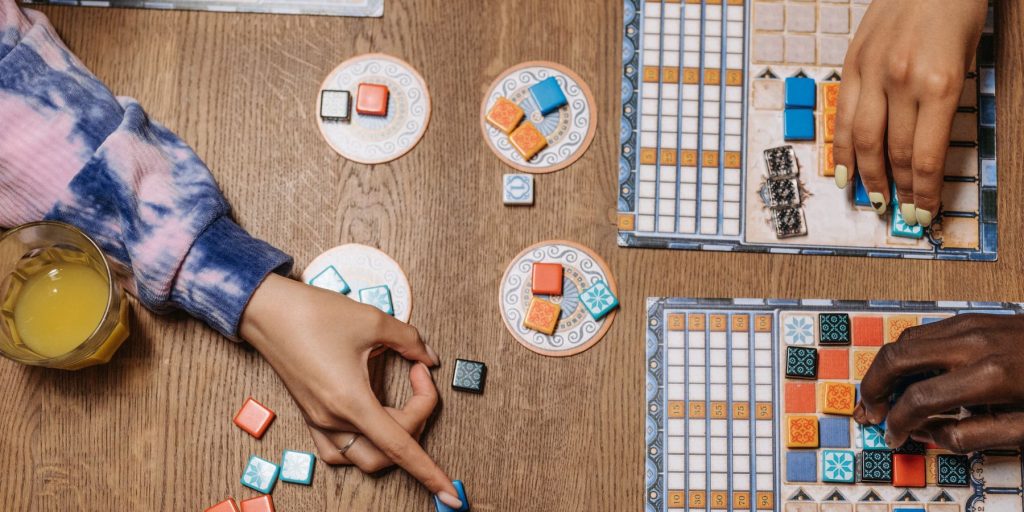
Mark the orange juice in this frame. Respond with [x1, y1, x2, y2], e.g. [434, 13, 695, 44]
[13, 261, 108, 358]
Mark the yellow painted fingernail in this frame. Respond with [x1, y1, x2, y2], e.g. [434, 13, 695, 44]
[868, 192, 887, 215]
[916, 208, 933, 227]
[835, 165, 849, 189]
[901, 203, 918, 226]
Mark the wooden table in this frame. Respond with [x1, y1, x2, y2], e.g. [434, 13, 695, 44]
[2, 1, 1022, 510]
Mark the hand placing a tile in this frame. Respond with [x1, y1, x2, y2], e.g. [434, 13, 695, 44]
[833, 0, 987, 226]
[854, 314, 1024, 454]
[238, 274, 464, 510]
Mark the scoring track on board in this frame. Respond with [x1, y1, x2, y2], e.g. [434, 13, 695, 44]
[316, 53, 431, 165]
[498, 240, 617, 357]
[301, 244, 413, 323]
[480, 62, 597, 174]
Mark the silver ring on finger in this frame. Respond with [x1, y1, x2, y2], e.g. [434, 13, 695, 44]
[339, 433, 360, 455]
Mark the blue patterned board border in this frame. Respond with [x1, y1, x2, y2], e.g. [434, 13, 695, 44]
[619, 1, 999, 261]
[19, 0, 384, 16]
[645, 297, 1024, 512]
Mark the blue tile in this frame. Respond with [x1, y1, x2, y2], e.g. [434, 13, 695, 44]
[241, 455, 280, 494]
[786, 451, 817, 483]
[891, 201, 924, 239]
[434, 480, 470, 512]
[893, 508, 926, 512]
[785, 77, 816, 109]
[358, 285, 394, 316]
[981, 96, 996, 127]
[820, 417, 851, 448]
[921, 317, 945, 325]
[854, 175, 870, 206]
[279, 450, 316, 485]
[784, 109, 815, 141]
[860, 423, 888, 450]
[308, 265, 351, 294]
[580, 280, 619, 320]
[530, 77, 568, 115]
[983, 222, 998, 253]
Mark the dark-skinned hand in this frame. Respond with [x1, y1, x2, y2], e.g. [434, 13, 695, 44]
[854, 314, 1024, 454]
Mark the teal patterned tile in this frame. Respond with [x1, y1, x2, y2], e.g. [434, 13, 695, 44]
[860, 424, 888, 451]
[241, 455, 280, 494]
[308, 265, 351, 294]
[891, 203, 924, 239]
[819, 313, 851, 345]
[358, 285, 394, 316]
[859, 450, 893, 483]
[580, 280, 619, 320]
[280, 450, 316, 485]
[822, 449, 856, 483]
[937, 454, 970, 487]
[452, 359, 487, 394]
[786, 346, 818, 379]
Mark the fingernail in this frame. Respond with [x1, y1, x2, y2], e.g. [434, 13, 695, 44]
[437, 492, 463, 509]
[424, 344, 441, 366]
[835, 165, 849, 189]
[916, 208, 933, 227]
[884, 431, 898, 449]
[901, 203, 918, 226]
[868, 192, 887, 215]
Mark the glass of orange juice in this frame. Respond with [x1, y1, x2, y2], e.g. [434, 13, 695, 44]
[0, 221, 129, 370]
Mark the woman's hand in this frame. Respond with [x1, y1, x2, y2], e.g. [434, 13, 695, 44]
[855, 314, 1024, 454]
[834, 0, 986, 226]
[239, 274, 463, 510]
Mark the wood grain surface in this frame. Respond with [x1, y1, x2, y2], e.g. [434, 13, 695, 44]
[1, 1, 1022, 510]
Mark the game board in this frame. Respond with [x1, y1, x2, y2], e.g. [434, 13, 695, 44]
[645, 297, 1024, 512]
[316, 54, 431, 165]
[618, 1, 998, 260]
[498, 241, 617, 357]
[481, 62, 597, 174]
[302, 244, 412, 322]
[21, 0, 383, 16]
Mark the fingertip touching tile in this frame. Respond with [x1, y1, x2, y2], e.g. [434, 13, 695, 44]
[206, 499, 240, 512]
[239, 495, 275, 512]
[886, 315, 919, 343]
[529, 77, 568, 115]
[524, 297, 561, 335]
[822, 449, 856, 483]
[786, 346, 818, 379]
[819, 417, 851, 448]
[503, 173, 534, 206]
[241, 455, 280, 494]
[786, 451, 818, 482]
[786, 415, 820, 448]
[452, 359, 487, 394]
[279, 450, 316, 485]
[486, 97, 525, 134]
[859, 450, 894, 483]
[784, 109, 815, 141]
[580, 279, 619, 320]
[434, 480, 470, 512]
[821, 382, 857, 416]
[893, 454, 927, 488]
[308, 265, 350, 295]
[892, 203, 925, 239]
[509, 121, 548, 160]
[860, 423, 888, 451]
[852, 349, 877, 381]
[822, 142, 835, 177]
[852, 316, 884, 346]
[937, 454, 971, 487]
[234, 397, 276, 439]
[320, 90, 351, 122]
[358, 285, 394, 316]
[532, 262, 564, 296]
[785, 382, 817, 413]
[356, 83, 389, 116]
[894, 439, 926, 455]
[785, 77, 817, 109]
[818, 348, 850, 380]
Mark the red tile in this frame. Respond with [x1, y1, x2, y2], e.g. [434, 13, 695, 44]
[233, 397, 275, 439]
[852, 316, 884, 347]
[206, 499, 240, 512]
[531, 262, 564, 296]
[785, 382, 817, 413]
[893, 454, 927, 488]
[356, 83, 389, 116]
[818, 348, 850, 380]
[240, 495, 275, 512]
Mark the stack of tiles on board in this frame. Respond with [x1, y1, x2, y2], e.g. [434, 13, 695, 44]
[646, 298, 1024, 512]
[618, 0, 998, 260]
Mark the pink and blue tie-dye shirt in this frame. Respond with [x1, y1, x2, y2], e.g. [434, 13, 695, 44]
[0, 1, 293, 337]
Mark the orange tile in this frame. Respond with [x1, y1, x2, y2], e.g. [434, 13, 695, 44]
[710, 401, 728, 418]
[852, 316, 884, 347]
[755, 492, 773, 510]
[755, 402, 773, 420]
[509, 121, 548, 160]
[355, 83, 389, 116]
[709, 314, 727, 332]
[733, 402, 750, 420]
[786, 415, 819, 448]
[668, 401, 685, 418]
[821, 382, 857, 416]
[785, 382, 817, 414]
[667, 314, 686, 331]
[893, 454, 927, 487]
[822, 142, 836, 177]
[732, 314, 749, 331]
[206, 499, 240, 512]
[754, 315, 772, 332]
[233, 398, 275, 439]
[240, 495, 275, 512]
[733, 491, 751, 509]
[485, 97, 524, 134]
[531, 262, 563, 295]
[710, 491, 728, 509]
[822, 82, 841, 111]
[689, 313, 706, 330]
[667, 491, 685, 508]
[690, 402, 706, 419]
[886, 315, 919, 343]
[818, 348, 850, 380]
[852, 349, 877, 380]
[523, 297, 561, 335]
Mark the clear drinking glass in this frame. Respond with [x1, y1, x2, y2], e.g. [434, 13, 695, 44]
[0, 221, 129, 369]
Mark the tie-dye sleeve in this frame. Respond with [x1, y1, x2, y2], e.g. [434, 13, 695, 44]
[0, 2, 293, 338]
